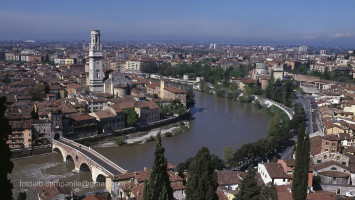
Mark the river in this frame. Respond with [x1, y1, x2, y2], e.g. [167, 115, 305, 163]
[10, 91, 270, 198]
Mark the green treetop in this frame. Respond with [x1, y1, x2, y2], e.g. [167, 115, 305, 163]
[124, 108, 139, 127]
[143, 134, 173, 200]
[235, 168, 260, 200]
[292, 123, 310, 200]
[185, 147, 218, 200]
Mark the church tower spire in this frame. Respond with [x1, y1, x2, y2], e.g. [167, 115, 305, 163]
[88, 30, 103, 92]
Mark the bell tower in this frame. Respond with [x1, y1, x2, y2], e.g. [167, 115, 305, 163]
[88, 30, 103, 92]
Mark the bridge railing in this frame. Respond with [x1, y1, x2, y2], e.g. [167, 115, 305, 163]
[52, 139, 116, 176]
[60, 137, 126, 174]
[259, 97, 294, 120]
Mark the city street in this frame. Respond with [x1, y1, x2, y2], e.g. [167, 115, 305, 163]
[279, 92, 320, 160]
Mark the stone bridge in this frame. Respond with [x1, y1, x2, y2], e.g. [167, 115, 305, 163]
[52, 137, 126, 183]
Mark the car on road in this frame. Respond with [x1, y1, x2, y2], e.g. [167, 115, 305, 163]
[345, 191, 355, 197]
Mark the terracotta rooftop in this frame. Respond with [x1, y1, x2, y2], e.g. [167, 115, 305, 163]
[217, 171, 242, 185]
[310, 136, 322, 156]
[319, 171, 350, 178]
[263, 163, 289, 179]
[313, 160, 349, 171]
[164, 85, 185, 94]
[276, 185, 337, 200]
[82, 195, 107, 200]
[37, 184, 72, 200]
[92, 110, 116, 119]
[72, 114, 96, 121]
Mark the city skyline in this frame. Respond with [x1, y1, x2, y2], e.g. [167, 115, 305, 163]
[1, 0, 355, 46]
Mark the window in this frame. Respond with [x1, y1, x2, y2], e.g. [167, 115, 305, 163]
[332, 143, 336, 146]
[331, 167, 337, 170]
[324, 155, 327, 159]
[317, 160, 321, 163]
[342, 162, 346, 165]
[326, 142, 329, 145]
[97, 73, 99, 78]
[325, 148, 329, 152]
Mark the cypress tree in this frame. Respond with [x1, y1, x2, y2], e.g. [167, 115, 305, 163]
[185, 147, 218, 200]
[142, 134, 173, 200]
[235, 168, 260, 200]
[292, 123, 309, 200]
[0, 96, 14, 199]
[300, 134, 310, 199]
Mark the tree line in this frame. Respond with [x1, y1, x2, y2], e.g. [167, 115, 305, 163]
[224, 103, 306, 169]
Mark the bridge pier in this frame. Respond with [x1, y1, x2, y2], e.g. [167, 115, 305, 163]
[72, 167, 80, 173]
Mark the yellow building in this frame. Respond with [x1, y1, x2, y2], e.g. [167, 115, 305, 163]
[159, 80, 186, 106]
[7, 120, 32, 149]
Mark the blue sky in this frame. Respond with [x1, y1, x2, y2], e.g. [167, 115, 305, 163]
[1, 0, 355, 46]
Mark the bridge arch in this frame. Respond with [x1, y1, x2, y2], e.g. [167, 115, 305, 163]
[95, 174, 106, 183]
[79, 162, 91, 173]
[52, 146, 67, 162]
[66, 155, 74, 163]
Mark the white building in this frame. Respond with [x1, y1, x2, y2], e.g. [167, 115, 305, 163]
[88, 30, 104, 93]
[125, 60, 142, 72]
[258, 163, 290, 185]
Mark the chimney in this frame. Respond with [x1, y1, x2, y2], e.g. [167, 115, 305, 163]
[144, 167, 148, 171]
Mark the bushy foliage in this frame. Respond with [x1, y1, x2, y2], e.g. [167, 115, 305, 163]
[185, 147, 219, 200]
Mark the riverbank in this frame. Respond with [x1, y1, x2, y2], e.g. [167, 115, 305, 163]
[10, 144, 52, 160]
[94, 121, 190, 147]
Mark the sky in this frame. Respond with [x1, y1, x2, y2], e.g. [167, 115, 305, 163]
[1, 0, 355, 46]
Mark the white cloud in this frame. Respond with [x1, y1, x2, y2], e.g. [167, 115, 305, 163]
[330, 32, 353, 38]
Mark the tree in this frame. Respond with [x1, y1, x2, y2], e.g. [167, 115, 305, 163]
[260, 184, 277, 200]
[210, 154, 225, 170]
[185, 147, 218, 200]
[223, 146, 235, 167]
[268, 113, 282, 137]
[292, 123, 310, 200]
[141, 61, 159, 74]
[143, 134, 173, 200]
[17, 192, 26, 200]
[29, 83, 45, 101]
[0, 96, 14, 200]
[186, 86, 195, 109]
[228, 83, 239, 100]
[124, 108, 139, 127]
[235, 168, 260, 200]
[176, 157, 193, 176]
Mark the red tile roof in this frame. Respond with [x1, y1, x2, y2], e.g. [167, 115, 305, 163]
[264, 163, 289, 179]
